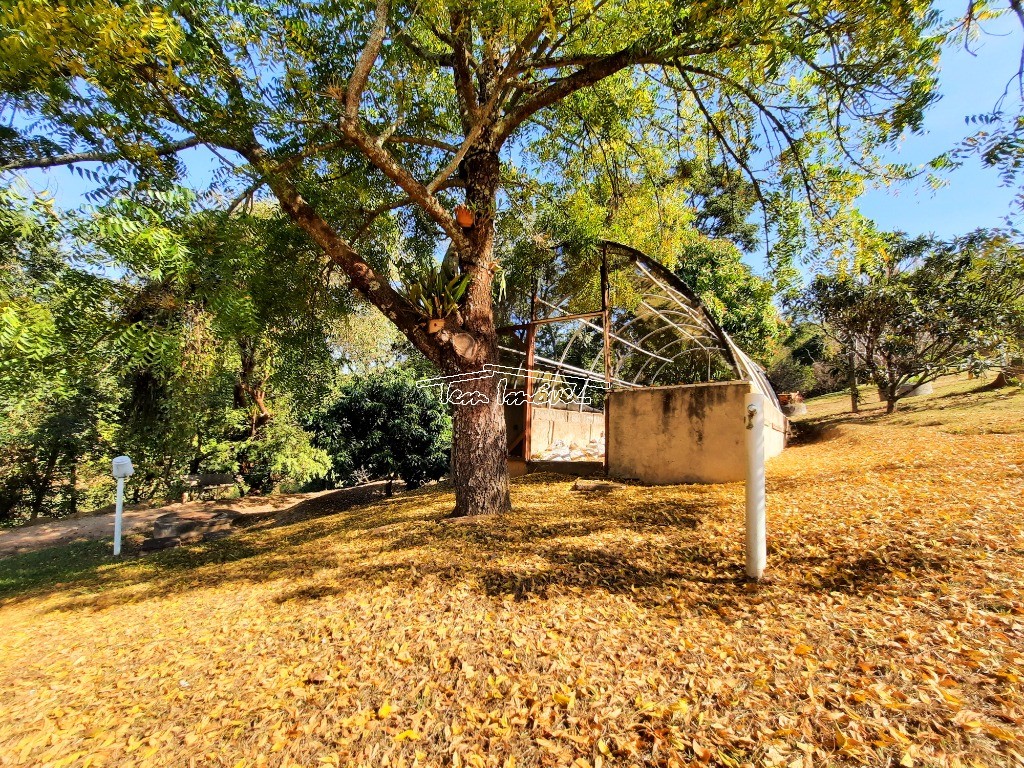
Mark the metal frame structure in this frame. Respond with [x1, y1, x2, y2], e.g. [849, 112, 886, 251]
[497, 240, 779, 462]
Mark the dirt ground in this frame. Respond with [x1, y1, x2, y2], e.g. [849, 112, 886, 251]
[0, 482, 401, 558]
[0, 375, 1020, 766]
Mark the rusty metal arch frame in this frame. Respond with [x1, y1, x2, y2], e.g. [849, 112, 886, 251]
[497, 240, 780, 459]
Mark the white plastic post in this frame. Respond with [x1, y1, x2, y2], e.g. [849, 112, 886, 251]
[113, 477, 125, 557]
[111, 455, 133, 557]
[744, 393, 766, 580]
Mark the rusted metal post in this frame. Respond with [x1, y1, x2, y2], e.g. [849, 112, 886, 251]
[601, 247, 612, 386]
[523, 280, 537, 461]
[601, 246, 612, 472]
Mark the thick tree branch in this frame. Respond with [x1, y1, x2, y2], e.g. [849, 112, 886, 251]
[492, 34, 738, 147]
[390, 135, 460, 153]
[495, 48, 639, 144]
[341, 119, 471, 250]
[1, 137, 203, 173]
[354, 178, 467, 239]
[450, 9, 481, 126]
[335, 1, 469, 247]
[426, 122, 487, 194]
[241, 145, 445, 367]
[346, 0, 390, 121]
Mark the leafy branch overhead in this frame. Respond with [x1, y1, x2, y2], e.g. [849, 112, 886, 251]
[1, 1, 940, 328]
[0, 0, 946, 514]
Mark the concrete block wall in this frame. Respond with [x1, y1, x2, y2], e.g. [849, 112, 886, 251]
[528, 406, 604, 459]
[607, 381, 785, 484]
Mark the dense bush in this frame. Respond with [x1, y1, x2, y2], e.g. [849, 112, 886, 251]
[767, 358, 816, 395]
[310, 372, 451, 493]
[768, 324, 849, 397]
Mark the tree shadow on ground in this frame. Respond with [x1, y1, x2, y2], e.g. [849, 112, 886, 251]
[32, 486, 732, 613]
[1, 484, 445, 608]
[787, 421, 845, 446]
[789, 546, 952, 596]
[10, 470, 967, 617]
[478, 542, 743, 604]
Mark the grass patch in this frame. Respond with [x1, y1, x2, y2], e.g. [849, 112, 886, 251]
[0, 539, 116, 600]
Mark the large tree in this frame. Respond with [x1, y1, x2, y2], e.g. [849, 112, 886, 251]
[802, 230, 1024, 413]
[1, 0, 941, 515]
[0, 188, 121, 519]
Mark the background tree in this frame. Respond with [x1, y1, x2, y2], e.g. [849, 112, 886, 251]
[0, 186, 364, 520]
[85, 195, 345, 495]
[309, 371, 451, 496]
[0, 188, 118, 520]
[802, 230, 1024, 412]
[1, 0, 942, 515]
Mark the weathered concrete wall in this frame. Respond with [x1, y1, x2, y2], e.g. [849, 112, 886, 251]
[607, 381, 785, 484]
[529, 405, 604, 459]
[505, 403, 605, 460]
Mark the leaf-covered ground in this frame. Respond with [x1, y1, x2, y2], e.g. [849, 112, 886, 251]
[0, 376, 1022, 768]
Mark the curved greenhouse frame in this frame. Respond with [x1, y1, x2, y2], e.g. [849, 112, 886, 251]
[497, 240, 779, 413]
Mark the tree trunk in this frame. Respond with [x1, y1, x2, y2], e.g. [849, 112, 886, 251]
[886, 383, 897, 414]
[448, 145, 511, 517]
[450, 369, 511, 516]
[237, 341, 272, 436]
[29, 489, 44, 521]
[29, 453, 58, 521]
[68, 458, 79, 517]
[848, 350, 859, 414]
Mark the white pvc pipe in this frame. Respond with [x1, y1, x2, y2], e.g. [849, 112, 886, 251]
[745, 393, 766, 580]
[113, 477, 125, 557]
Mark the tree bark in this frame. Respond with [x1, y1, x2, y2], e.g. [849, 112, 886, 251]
[848, 349, 859, 414]
[29, 452, 59, 520]
[450, 369, 511, 516]
[447, 145, 511, 517]
[236, 339, 272, 436]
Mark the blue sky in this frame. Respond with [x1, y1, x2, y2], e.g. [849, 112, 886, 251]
[857, 4, 1022, 238]
[12, 3, 1023, 246]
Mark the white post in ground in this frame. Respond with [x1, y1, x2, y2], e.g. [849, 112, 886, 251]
[744, 393, 766, 580]
[113, 477, 125, 556]
[111, 456, 134, 557]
